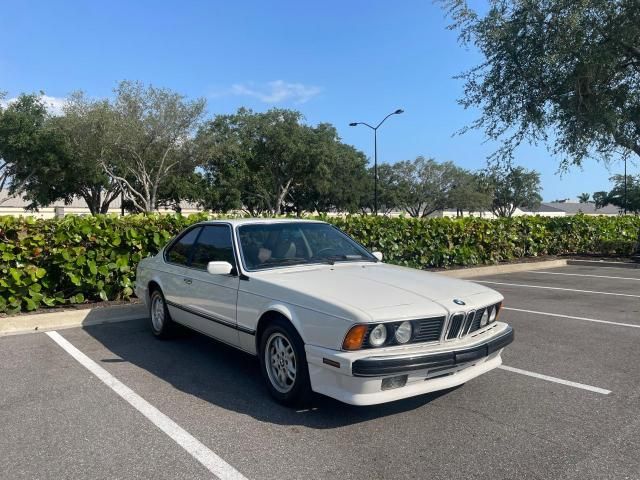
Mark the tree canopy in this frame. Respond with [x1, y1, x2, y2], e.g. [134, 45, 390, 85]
[442, 0, 640, 168]
[594, 174, 640, 213]
[196, 108, 368, 215]
[2, 83, 544, 217]
[103, 81, 206, 212]
[482, 164, 542, 217]
[389, 157, 461, 217]
[0, 94, 69, 208]
[51, 92, 122, 214]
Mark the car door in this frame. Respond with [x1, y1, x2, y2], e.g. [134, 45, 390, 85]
[161, 226, 202, 324]
[179, 224, 241, 347]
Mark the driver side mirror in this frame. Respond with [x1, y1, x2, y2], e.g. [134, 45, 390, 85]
[372, 251, 383, 261]
[207, 261, 234, 275]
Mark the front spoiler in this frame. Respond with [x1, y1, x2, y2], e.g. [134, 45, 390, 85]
[351, 325, 514, 377]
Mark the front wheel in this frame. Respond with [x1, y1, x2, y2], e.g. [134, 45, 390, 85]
[149, 289, 176, 339]
[259, 318, 311, 406]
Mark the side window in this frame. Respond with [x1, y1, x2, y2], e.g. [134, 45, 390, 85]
[190, 226, 235, 270]
[165, 227, 201, 265]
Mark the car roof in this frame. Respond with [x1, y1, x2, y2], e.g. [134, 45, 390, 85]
[194, 218, 329, 227]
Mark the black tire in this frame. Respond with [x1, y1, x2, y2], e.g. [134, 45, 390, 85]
[258, 317, 312, 406]
[148, 288, 177, 339]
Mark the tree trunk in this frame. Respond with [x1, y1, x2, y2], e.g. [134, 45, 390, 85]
[274, 178, 293, 215]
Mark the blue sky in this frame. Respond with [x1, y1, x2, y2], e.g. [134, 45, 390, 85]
[0, 0, 627, 201]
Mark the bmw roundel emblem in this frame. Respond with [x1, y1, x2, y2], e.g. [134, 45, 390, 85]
[453, 298, 466, 306]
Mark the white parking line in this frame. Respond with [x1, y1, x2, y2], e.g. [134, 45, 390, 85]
[527, 271, 640, 281]
[45, 331, 248, 480]
[475, 280, 640, 298]
[570, 264, 640, 273]
[499, 365, 611, 395]
[503, 307, 640, 329]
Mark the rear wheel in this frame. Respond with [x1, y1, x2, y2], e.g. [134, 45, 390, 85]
[259, 318, 311, 406]
[149, 289, 176, 339]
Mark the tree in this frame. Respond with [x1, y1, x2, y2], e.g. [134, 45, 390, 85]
[50, 92, 122, 214]
[578, 193, 591, 203]
[592, 191, 610, 210]
[197, 108, 306, 215]
[447, 169, 492, 216]
[442, 0, 640, 168]
[103, 81, 206, 212]
[595, 174, 640, 213]
[197, 108, 367, 215]
[358, 164, 403, 215]
[155, 165, 208, 213]
[391, 157, 461, 217]
[482, 165, 542, 217]
[0, 94, 70, 208]
[287, 125, 369, 215]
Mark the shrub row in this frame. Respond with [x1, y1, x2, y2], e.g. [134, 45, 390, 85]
[1, 213, 638, 313]
[332, 215, 640, 268]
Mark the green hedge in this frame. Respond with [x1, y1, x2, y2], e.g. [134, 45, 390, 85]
[1, 214, 638, 313]
[332, 215, 640, 268]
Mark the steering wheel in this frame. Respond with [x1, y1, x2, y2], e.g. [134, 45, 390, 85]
[313, 247, 340, 258]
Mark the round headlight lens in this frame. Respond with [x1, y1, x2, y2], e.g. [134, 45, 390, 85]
[480, 309, 489, 327]
[369, 324, 387, 347]
[489, 306, 497, 323]
[395, 321, 413, 344]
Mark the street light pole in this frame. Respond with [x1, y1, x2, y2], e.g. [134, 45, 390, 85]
[374, 128, 377, 216]
[624, 157, 627, 215]
[350, 109, 404, 215]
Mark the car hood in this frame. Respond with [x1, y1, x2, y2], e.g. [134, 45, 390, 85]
[253, 262, 502, 322]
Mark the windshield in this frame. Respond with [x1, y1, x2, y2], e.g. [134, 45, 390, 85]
[237, 222, 376, 271]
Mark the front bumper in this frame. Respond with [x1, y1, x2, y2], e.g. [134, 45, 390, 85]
[352, 326, 513, 377]
[305, 323, 513, 406]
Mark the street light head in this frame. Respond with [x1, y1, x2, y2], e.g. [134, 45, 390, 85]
[349, 122, 358, 126]
[394, 109, 404, 114]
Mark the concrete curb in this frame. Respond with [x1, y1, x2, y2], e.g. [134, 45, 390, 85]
[437, 259, 568, 278]
[0, 303, 147, 337]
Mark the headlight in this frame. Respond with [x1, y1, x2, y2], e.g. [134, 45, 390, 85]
[489, 306, 497, 323]
[395, 321, 412, 344]
[480, 309, 489, 327]
[369, 324, 387, 347]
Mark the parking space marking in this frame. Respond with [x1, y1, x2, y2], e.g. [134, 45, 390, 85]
[499, 365, 611, 395]
[527, 271, 640, 281]
[475, 280, 640, 298]
[503, 306, 640, 329]
[45, 331, 248, 480]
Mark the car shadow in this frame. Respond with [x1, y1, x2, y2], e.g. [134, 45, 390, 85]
[83, 318, 459, 429]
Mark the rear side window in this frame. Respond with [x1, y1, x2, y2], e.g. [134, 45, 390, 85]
[190, 225, 235, 269]
[165, 227, 201, 265]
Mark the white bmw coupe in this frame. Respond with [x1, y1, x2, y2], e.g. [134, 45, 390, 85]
[135, 219, 513, 406]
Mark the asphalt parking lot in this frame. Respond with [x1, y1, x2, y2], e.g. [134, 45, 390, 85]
[2, 263, 639, 480]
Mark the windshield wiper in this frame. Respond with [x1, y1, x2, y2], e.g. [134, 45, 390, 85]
[319, 254, 370, 265]
[257, 257, 310, 268]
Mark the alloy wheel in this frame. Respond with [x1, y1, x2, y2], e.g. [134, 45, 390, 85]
[265, 332, 297, 393]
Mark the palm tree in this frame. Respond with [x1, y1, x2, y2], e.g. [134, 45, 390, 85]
[578, 193, 590, 203]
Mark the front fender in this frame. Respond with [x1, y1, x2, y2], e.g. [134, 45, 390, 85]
[237, 290, 354, 354]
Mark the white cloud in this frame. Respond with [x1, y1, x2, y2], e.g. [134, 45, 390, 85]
[1, 95, 67, 115]
[215, 80, 322, 104]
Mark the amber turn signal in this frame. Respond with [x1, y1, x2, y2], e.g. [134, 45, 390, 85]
[495, 302, 503, 321]
[342, 324, 368, 350]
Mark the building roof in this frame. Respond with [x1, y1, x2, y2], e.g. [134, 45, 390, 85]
[522, 203, 565, 213]
[543, 202, 620, 215]
[0, 189, 200, 211]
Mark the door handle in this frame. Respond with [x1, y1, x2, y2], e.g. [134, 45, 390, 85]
[183, 278, 192, 285]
